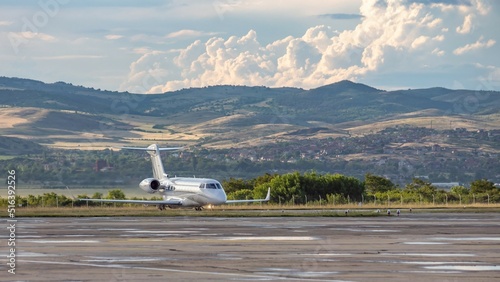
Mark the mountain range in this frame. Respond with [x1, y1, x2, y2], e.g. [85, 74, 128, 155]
[0, 76, 499, 151]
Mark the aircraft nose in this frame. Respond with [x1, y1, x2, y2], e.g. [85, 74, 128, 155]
[219, 190, 227, 203]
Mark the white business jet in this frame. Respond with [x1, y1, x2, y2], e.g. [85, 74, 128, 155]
[80, 144, 270, 210]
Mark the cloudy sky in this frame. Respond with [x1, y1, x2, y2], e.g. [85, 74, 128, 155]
[1, 0, 499, 93]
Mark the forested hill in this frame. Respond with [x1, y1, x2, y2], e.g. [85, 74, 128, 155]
[1, 76, 498, 121]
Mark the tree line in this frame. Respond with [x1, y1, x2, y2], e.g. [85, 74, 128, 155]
[2, 172, 498, 208]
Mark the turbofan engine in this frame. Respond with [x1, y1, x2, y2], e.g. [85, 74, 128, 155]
[139, 178, 161, 193]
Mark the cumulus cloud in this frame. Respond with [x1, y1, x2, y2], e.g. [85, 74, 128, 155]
[456, 14, 473, 34]
[318, 14, 364, 20]
[432, 48, 445, 56]
[121, 0, 494, 93]
[34, 55, 104, 60]
[10, 31, 55, 41]
[165, 29, 220, 39]
[453, 37, 496, 55]
[105, 34, 123, 40]
[0, 21, 13, 26]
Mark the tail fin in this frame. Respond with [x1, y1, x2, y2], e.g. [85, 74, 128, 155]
[119, 144, 182, 179]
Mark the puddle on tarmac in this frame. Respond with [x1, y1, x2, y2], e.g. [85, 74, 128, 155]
[220, 236, 318, 241]
[126, 230, 198, 234]
[330, 228, 399, 233]
[381, 252, 475, 257]
[256, 268, 340, 278]
[17, 252, 59, 257]
[424, 265, 500, 271]
[301, 253, 353, 256]
[25, 240, 100, 244]
[432, 237, 500, 241]
[82, 256, 166, 263]
[402, 242, 449, 245]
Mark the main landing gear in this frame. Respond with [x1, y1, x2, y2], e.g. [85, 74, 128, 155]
[157, 204, 166, 210]
[194, 207, 203, 211]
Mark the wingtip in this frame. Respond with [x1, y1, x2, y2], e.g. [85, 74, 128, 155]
[65, 186, 78, 201]
[265, 187, 271, 201]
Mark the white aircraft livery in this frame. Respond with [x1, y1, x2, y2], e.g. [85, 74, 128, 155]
[80, 144, 270, 210]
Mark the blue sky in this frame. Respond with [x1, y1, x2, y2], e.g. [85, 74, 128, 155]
[1, 0, 499, 93]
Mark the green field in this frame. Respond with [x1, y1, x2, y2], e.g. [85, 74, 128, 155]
[0, 155, 16, 160]
[2, 204, 499, 218]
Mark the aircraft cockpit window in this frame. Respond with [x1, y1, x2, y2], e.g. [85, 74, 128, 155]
[215, 183, 222, 189]
[206, 183, 217, 189]
[199, 183, 205, 189]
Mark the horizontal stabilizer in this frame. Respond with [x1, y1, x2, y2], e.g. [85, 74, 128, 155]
[117, 146, 183, 152]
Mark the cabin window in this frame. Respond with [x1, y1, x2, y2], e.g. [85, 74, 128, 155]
[206, 183, 217, 189]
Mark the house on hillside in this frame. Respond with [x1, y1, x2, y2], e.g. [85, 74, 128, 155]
[94, 159, 113, 172]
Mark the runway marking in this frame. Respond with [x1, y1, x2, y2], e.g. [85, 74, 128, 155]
[19, 259, 343, 281]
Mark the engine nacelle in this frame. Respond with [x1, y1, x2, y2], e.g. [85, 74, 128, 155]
[139, 178, 161, 194]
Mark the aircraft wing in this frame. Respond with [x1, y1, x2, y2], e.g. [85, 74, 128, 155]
[115, 146, 183, 152]
[225, 188, 271, 204]
[79, 198, 182, 206]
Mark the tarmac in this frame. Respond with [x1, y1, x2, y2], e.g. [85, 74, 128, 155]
[2, 212, 500, 281]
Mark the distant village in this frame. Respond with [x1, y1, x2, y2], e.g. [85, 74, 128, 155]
[24, 126, 499, 189]
[188, 126, 500, 187]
